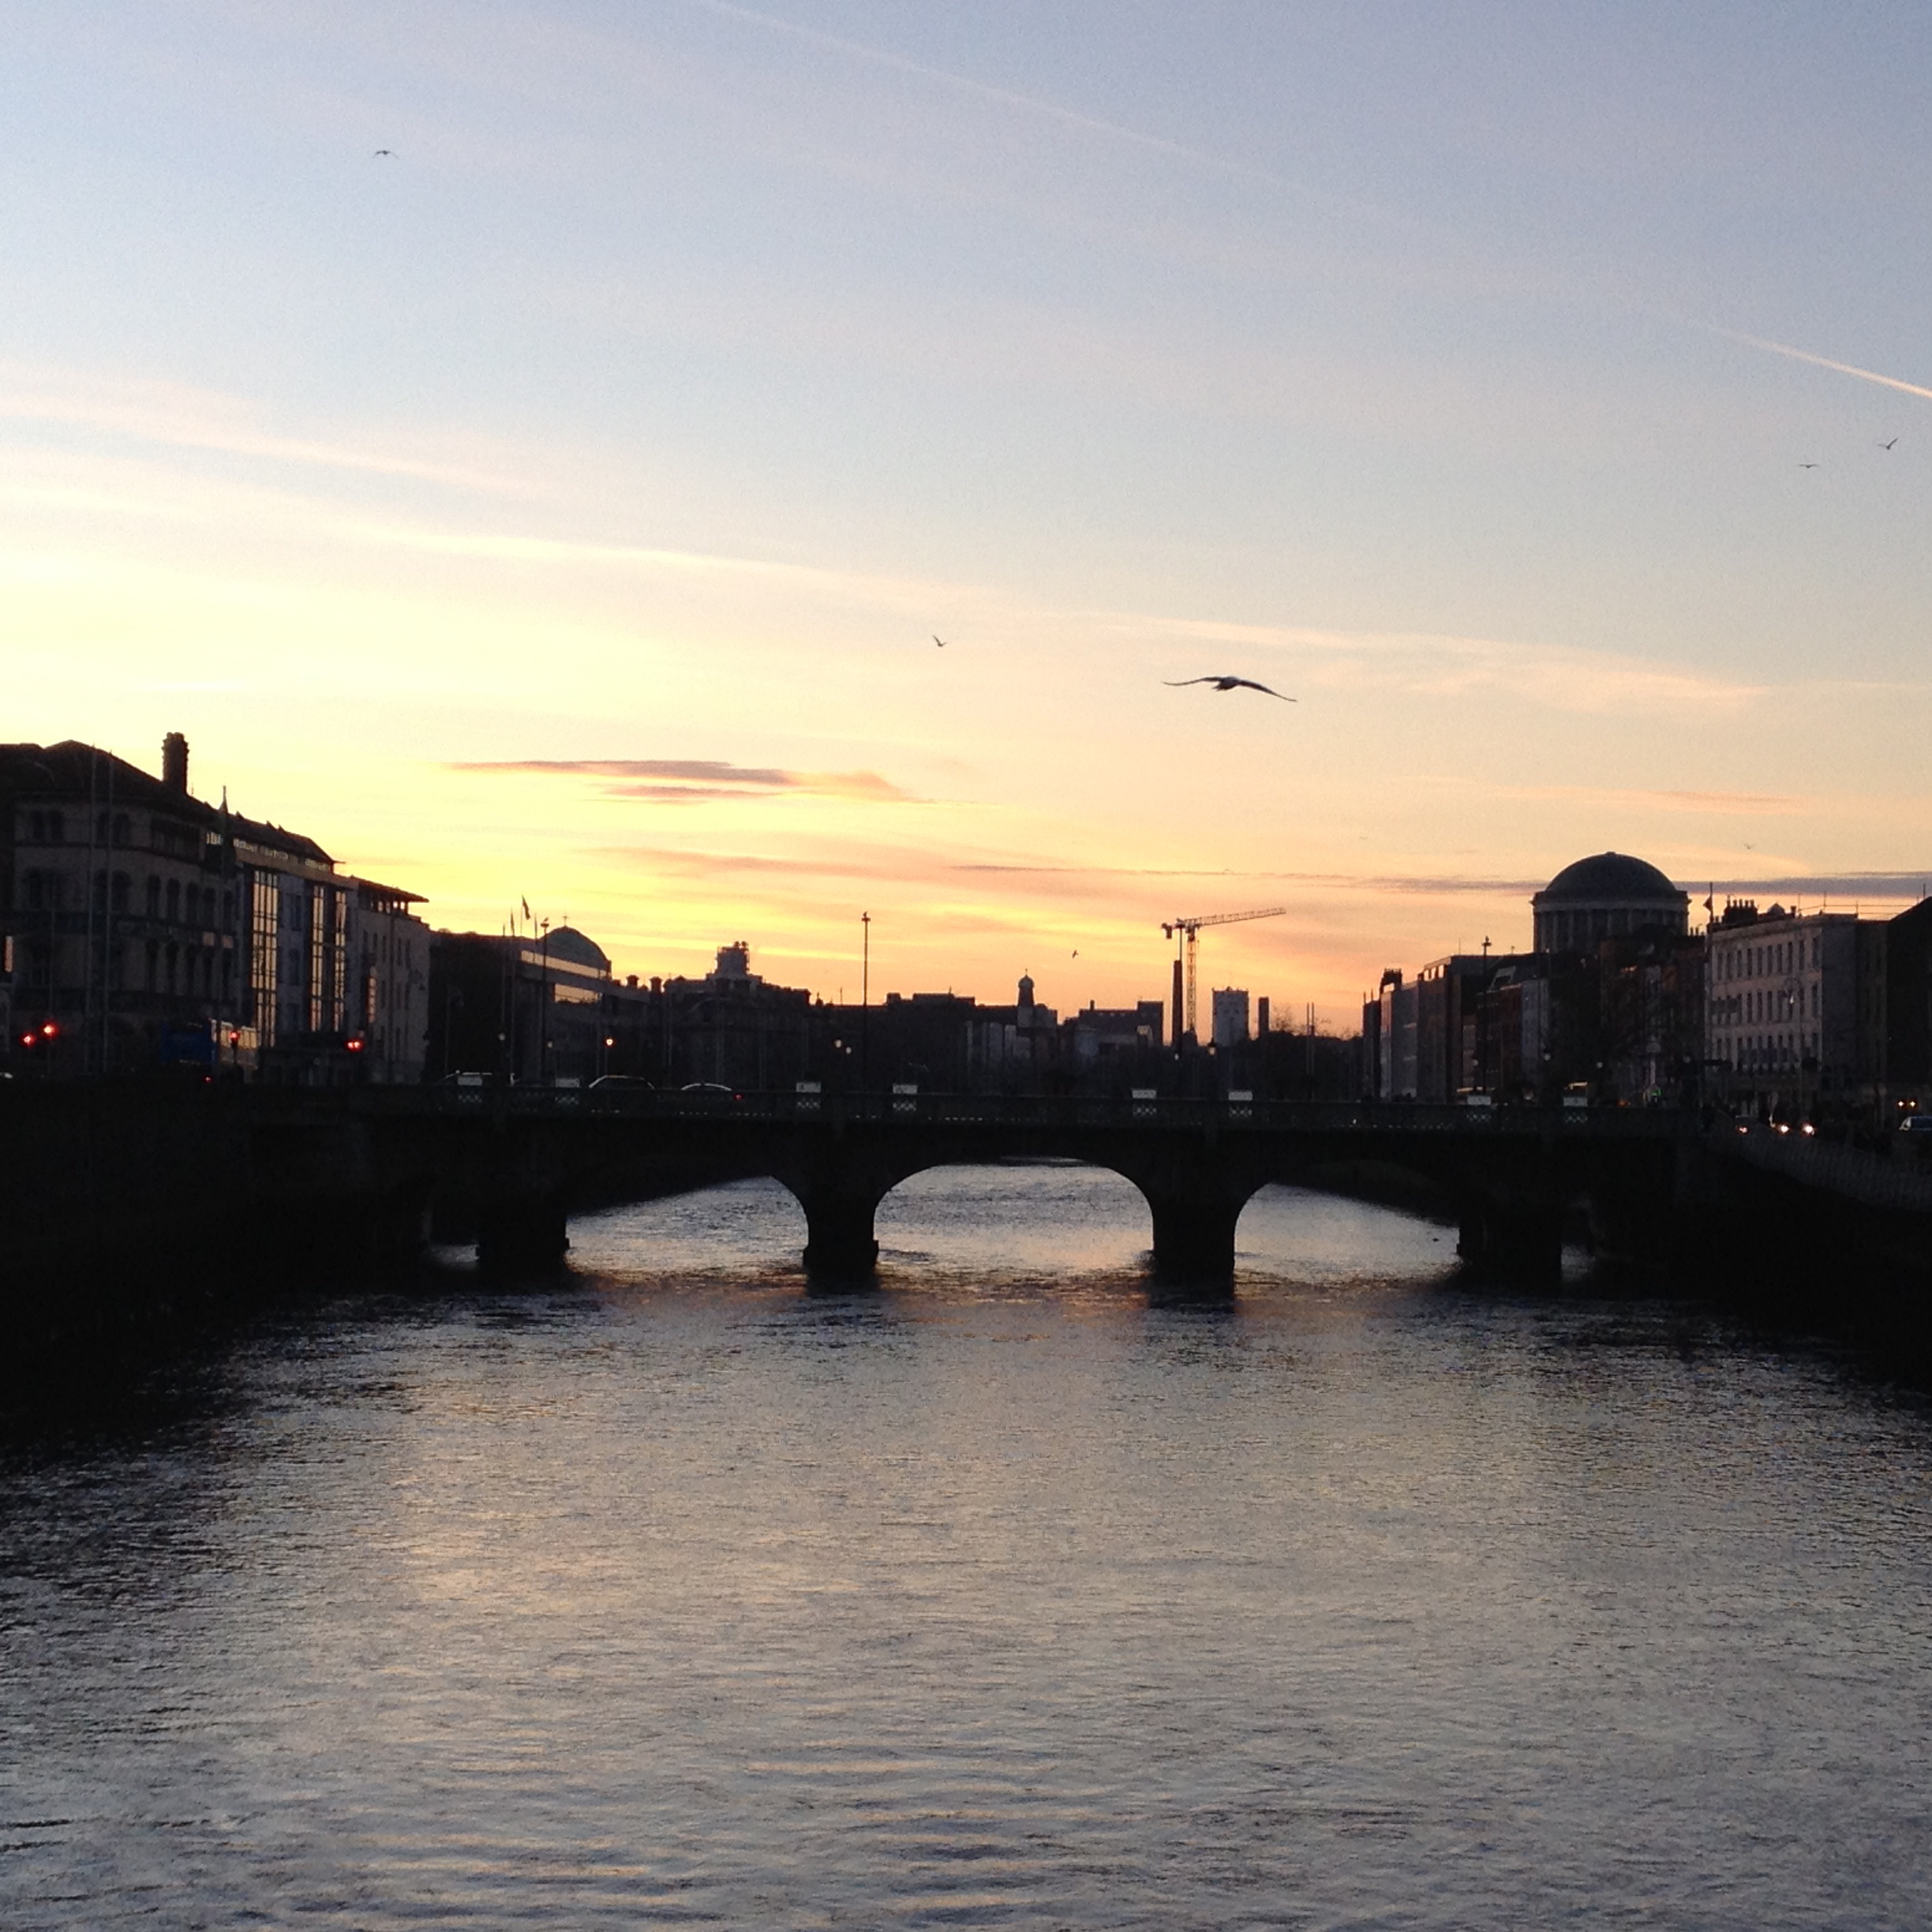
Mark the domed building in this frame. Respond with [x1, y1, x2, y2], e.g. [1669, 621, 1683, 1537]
[1532, 852, 1687, 954]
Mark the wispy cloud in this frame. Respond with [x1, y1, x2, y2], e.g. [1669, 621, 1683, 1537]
[1705, 873, 1932, 903]
[1491, 783, 1803, 816]
[0, 361, 517, 491]
[451, 757, 911, 802]
[1709, 328, 1932, 405]
[1160, 616, 1763, 717]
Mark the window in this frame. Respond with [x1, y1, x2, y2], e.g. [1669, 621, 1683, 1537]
[25, 871, 45, 911]
[145, 876, 161, 918]
[47, 812, 64, 844]
[110, 872, 130, 913]
[249, 872, 279, 1044]
[166, 879, 181, 923]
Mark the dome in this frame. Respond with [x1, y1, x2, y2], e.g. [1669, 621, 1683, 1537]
[1531, 851, 1687, 953]
[544, 926, 610, 972]
[1537, 852, 1679, 903]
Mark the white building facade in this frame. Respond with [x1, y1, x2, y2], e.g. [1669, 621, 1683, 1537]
[1705, 905, 1885, 1103]
[1211, 987, 1251, 1049]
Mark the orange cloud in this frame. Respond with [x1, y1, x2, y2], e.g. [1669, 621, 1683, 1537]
[451, 758, 912, 802]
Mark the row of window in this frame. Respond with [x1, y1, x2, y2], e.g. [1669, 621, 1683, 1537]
[1713, 934, 1822, 982]
[18, 870, 233, 926]
[1720, 1031, 1817, 1071]
[1711, 984, 1822, 1024]
[20, 809, 206, 855]
[14, 938, 234, 1000]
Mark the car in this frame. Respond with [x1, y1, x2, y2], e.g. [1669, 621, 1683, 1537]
[679, 1081, 740, 1098]
[1897, 1114, 1932, 1136]
[589, 1074, 654, 1090]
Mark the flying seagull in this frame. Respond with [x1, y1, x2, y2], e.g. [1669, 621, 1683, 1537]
[1797, 462, 1819, 469]
[1878, 437, 1898, 451]
[932, 635, 946, 647]
[373, 148, 394, 157]
[1164, 675, 1296, 702]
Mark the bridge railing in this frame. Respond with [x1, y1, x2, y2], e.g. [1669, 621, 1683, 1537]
[400, 1086, 1695, 1138]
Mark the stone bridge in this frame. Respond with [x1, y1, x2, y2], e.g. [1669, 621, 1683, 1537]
[279, 1088, 1705, 1281]
[9, 1085, 1931, 1323]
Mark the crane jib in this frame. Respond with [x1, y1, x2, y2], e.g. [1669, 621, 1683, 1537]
[1160, 908, 1287, 1043]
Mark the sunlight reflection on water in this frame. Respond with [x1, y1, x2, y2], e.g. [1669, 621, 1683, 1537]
[3, 1171, 1930, 1929]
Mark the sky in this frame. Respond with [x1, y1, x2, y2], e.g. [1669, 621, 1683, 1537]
[4, 1, 1930, 1024]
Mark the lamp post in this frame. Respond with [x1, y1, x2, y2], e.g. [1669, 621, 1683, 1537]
[860, 911, 871, 1091]
[538, 916, 552, 1086]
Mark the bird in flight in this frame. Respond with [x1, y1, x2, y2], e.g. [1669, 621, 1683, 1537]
[1165, 675, 1295, 701]
[373, 148, 394, 157]
[932, 635, 946, 647]
[1797, 462, 1819, 470]
[1878, 437, 1898, 451]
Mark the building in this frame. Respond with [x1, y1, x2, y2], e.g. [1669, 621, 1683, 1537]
[1373, 969, 1420, 1099]
[427, 924, 638, 1086]
[1532, 852, 1689, 953]
[1704, 902, 1884, 1109]
[959, 974, 1065, 1092]
[1210, 987, 1250, 1049]
[1412, 954, 1515, 1102]
[1070, 1000, 1166, 1091]
[1885, 897, 1932, 1103]
[662, 942, 811, 1090]
[1362, 852, 1700, 1104]
[2, 735, 428, 1081]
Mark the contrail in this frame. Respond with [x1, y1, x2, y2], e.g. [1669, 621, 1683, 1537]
[682, 0, 1360, 209]
[1712, 325, 1932, 404]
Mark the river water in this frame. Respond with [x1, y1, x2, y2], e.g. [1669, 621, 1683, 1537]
[4, 1167, 1930, 1928]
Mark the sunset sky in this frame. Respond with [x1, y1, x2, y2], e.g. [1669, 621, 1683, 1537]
[5, 2, 1929, 1023]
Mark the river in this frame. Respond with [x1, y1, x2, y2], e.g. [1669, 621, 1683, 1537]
[3, 1167, 1930, 1927]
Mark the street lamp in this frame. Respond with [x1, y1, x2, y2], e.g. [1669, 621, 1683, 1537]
[860, 911, 871, 1090]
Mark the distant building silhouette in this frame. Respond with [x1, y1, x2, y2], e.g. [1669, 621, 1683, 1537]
[2, 736, 427, 1081]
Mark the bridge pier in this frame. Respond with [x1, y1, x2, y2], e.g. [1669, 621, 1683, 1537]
[1456, 1197, 1564, 1282]
[796, 1185, 885, 1279]
[1148, 1197, 1240, 1281]
[477, 1193, 569, 1274]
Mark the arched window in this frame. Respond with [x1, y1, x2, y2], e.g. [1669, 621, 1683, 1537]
[146, 876, 161, 918]
[166, 879, 181, 923]
[111, 872, 130, 912]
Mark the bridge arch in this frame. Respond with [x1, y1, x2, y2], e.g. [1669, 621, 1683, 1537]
[874, 1160, 1162, 1272]
[772, 1148, 1276, 1283]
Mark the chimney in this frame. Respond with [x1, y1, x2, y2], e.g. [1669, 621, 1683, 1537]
[161, 732, 189, 792]
[1257, 996, 1271, 1035]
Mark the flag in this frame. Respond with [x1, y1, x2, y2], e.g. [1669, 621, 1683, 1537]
[520, 896, 531, 922]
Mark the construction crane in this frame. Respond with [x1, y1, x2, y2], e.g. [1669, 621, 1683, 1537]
[1161, 907, 1286, 1046]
